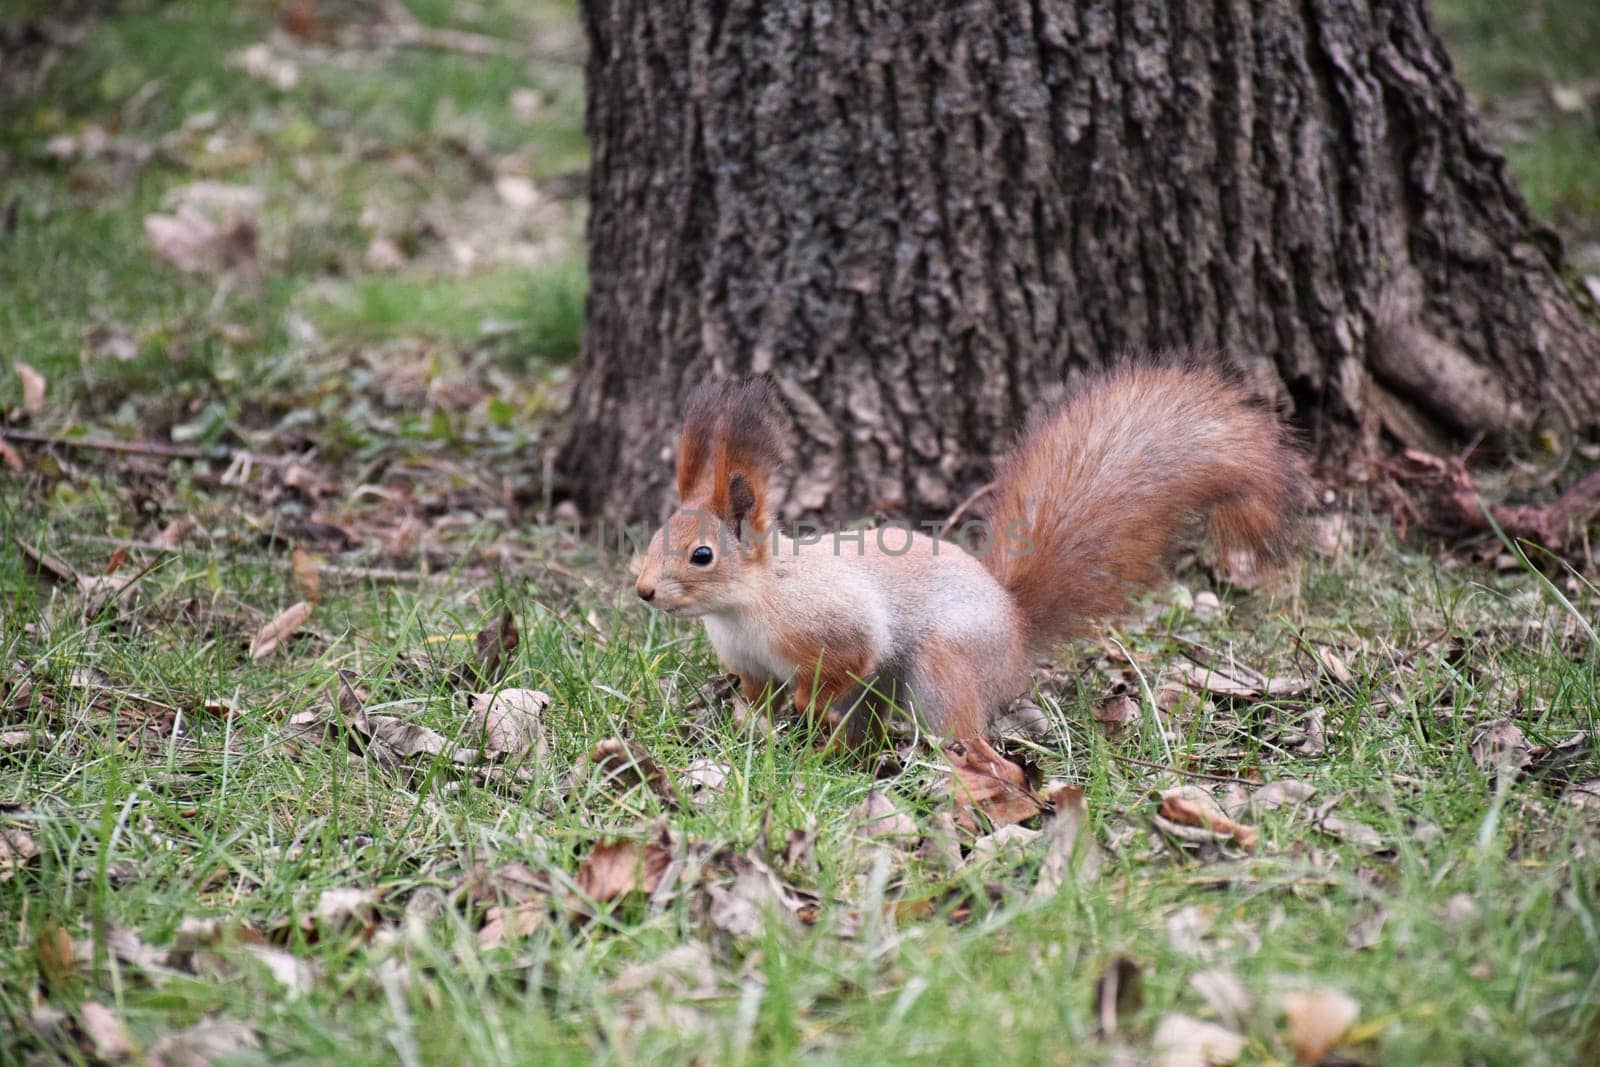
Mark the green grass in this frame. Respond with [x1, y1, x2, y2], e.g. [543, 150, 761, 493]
[1, 501, 1597, 1063]
[1434, 0, 1600, 244]
[2, 1, 1599, 1063]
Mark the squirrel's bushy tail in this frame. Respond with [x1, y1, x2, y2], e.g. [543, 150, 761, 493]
[982, 362, 1305, 655]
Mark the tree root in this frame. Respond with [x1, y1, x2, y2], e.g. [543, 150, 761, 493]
[1386, 449, 1600, 558]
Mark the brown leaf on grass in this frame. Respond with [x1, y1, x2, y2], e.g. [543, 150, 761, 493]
[1278, 989, 1359, 1064]
[154, 515, 199, 550]
[357, 714, 455, 761]
[313, 887, 378, 930]
[1173, 661, 1311, 701]
[1092, 955, 1143, 1039]
[607, 941, 717, 999]
[281, 708, 332, 750]
[478, 901, 546, 948]
[680, 757, 732, 805]
[2, 827, 39, 882]
[290, 548, 320, 603]
[1346, 903, 1387, 950]
[144, 200, 257, 277]
[1526, 732, 1592, 785]
[992, 697, 1052, 741]
[1563, 778, 1600, 811]
[75, 572, 145, 619]
[466, 688, 549, 761]
[1036, 783, 1102, 894]
[704, 853, 807, 938]
[250, 601, 312, 660]
[1093, 690, 1140, 733]
[576, 825, 674, 904]
[0, 437, 22, 471]
[37, 921, 77, 993]
[1165, 904, 1216, 956]
[1245, 780, 1317, 816]
[942, 736, 1041, 831]
[147, 1017, 261, 1067]
[472, 609, 519, 683]
[1318, 816, 1385, 852]
[1470, 719, 1533, 776]
[587, 737, 675, 803]
[1, 729, 45, 751]
[850, 790, 920, 846]
[1189, 969, 1255, 1031]
[1157, 787, 1258, 851]
[228, 42, 299, 89]
[1152, 1014, 1247, 1067]
[79, 1002, 135, 1061]
[967, 824, 1041, 869]
[16, 362, 46, 416]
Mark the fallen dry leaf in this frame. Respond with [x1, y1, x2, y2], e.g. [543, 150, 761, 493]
[1173, 661, 1310, 701]
[587, 737, 675, 802]
[1246, 780, 1317, 815]
[357, 714, 455, 762]
[147, 1017, 261, 1067]
[1093, 690, 1140, 733]
[1157, 787, 1258, 851]
[1563, 778, 1600, 811]
[37, 921, 77, 993]
[1165, 904, 1216, 956]
[1152, 1013, 1247, 1067]
[680, 757, 732, 804]
[704, 856, 804, 938]
[1319, 816, 1384, 851]
[850, 790, 919, 845]
[472, 609, 520, 683]
[576, 825, 674, 904]
[1279, 988, 1359, 1064]
[155, 515, 199, 549]
[1470, 719, 1532, 776]
[314, 887, 377, 929]
[16, 362, 46, 416]
[2, 826, 39, 882]
[942, 736, 1041, 830]
[250, 601, 312, 660]
[607, 941, 717, 998]
[291, 548, 320, 603]
[145, 208, 256, 275]
[78, 1002, 135, 1062]
[466, 688, 549, 761]
[1346, 903, 1386, 950]
[478, 900, 546, 947]
[228, 42, 299, 89]
[992, 697, 1052, 740]
[1035, 783, 1101, 895]
[1189, 969, 1255, 1031]
[966, 824, 1041, 869]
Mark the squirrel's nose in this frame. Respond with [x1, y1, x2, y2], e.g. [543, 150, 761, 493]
[637, 585, 655, 602]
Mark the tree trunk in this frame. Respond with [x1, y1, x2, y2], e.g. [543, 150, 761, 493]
[565, 0, 1600, 524]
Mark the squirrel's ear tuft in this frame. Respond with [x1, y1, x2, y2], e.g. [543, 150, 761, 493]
[676, 380, 727, 500]
[728, 472, 756, 528]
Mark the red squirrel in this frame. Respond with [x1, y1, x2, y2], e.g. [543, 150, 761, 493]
[634, 362, 1305, 741]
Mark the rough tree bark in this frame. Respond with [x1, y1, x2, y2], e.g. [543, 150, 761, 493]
[564, 0, 1600, 524]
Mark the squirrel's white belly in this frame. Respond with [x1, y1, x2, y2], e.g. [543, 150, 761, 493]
[702, 611, 795, 683]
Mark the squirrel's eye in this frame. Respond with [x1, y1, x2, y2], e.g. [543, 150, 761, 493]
[689, 545, 714, 567]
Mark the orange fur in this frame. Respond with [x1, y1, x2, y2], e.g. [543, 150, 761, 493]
[639, 361, 1305, 745]
[983, 362, 1305, 654]
[676, 377, 783, 532]
[777, 627, 874, 732]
